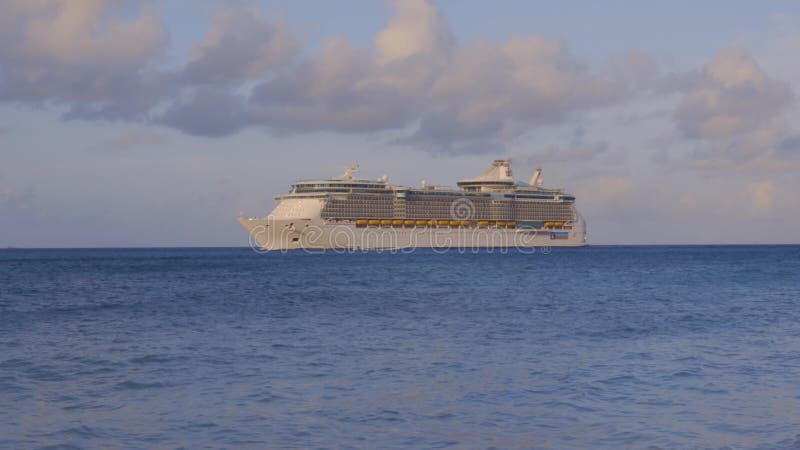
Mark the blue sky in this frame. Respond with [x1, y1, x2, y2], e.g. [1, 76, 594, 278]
[2, 1, 800, 246]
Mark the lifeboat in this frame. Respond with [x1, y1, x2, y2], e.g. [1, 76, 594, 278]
[477, 220, 491, 227]
[380, 219, 392, 226]
[437, 219, 450, 226]
[356, 219, 368, 227]
[416, 220, 428, 226]
[449, 220, 460, 227]
[368, 219, 380, 226]
[460, 220, 471, 227]
[404, 220, 415, 227]
[496, 221, 507, 227]
[392, 219, 404, 226]
[506, 221, 517, 228]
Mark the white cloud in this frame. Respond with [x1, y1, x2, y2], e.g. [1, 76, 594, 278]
[0, 0, 165, 67]
[659, 48, 800, 174]
[397, 34, 632, 152]
[672, 48, 793, 140]
[0, 0, 798, 168]
[375, 0, 453, 63]
[0, 0, 168, 120]
[0, 2, 698, 154]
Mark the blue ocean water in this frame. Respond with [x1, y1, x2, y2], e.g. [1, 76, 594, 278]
[1, 246, 800, 449]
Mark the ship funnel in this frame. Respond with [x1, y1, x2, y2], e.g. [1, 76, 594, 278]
[529, 168, 542, 186]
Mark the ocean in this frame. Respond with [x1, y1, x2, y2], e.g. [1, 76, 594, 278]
[1, 246, 800, 449]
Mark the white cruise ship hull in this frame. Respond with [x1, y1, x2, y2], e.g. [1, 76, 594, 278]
[239, 217, 587, 251]
[240, 160, 588, 251]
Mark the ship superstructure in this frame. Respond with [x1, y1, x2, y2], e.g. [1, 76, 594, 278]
[240, 160, 586, 250]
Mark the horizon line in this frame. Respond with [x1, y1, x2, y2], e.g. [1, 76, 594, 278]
[2, 243, 799, 251]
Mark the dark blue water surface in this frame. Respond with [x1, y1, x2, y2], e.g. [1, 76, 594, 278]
[2, 246, 800, 449]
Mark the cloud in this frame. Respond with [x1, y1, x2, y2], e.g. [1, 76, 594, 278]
[669, 48, 793, 140]
[248, 36, 416, 134]
[678, 117, 800, 174]
[0, 0, 168, 120]
[1, 0, 798, 163]
[375, 0, 454, 62]
[160, 87, 250, 137]
[181, 5, 298, 84]
[394, 36, 635, 152]
[661, 48, 800, 173]
[247, 6, 652, 153]
[0, 0, 655, 152]
[0, 0, 165, 67]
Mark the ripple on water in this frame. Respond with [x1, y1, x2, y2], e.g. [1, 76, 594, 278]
[113, 380, 167, 390]
[2, 246, 800, 449]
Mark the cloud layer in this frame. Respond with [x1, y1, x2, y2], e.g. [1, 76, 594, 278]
[673, 48, 793, 140]
[655, 48, 800, 173]
[1, 0, 797, 160]
[0, 0, 167, 120]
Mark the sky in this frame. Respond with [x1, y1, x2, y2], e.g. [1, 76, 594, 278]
[2, 0, 800, 247]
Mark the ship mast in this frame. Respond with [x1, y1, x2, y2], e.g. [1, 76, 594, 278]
[339, 163, 359, 180]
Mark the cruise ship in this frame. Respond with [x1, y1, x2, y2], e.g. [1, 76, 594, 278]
[239, 160, 587, 250]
